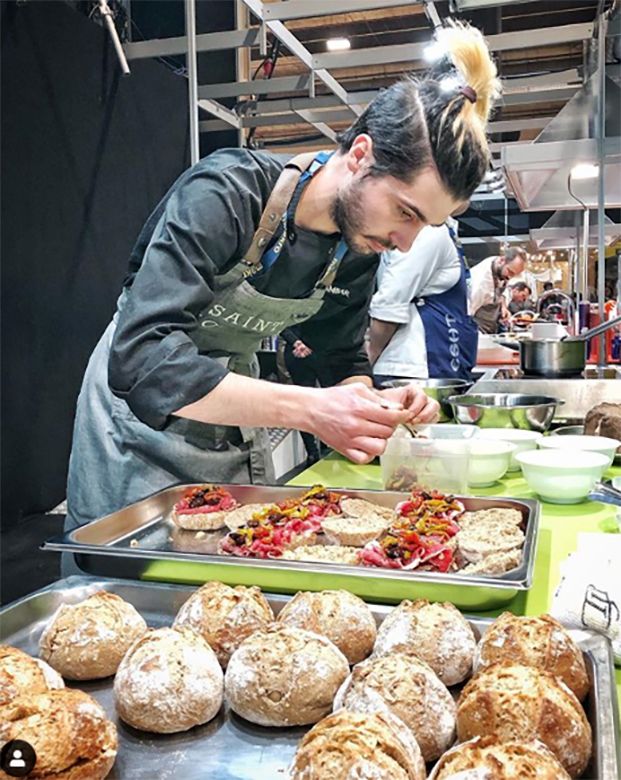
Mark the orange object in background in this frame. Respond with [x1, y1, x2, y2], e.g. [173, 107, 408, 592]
[587, 301, 620, 364]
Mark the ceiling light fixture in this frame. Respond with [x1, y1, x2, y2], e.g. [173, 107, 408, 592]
[326, 38, 351, 51]
[570, 163, 599, 180]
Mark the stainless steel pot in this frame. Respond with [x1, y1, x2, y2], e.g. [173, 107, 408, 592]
[520, 313, 621, 378]
[380, 377, 472, 421]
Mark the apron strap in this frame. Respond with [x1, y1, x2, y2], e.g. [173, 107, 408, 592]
[242, 151, 317, 274]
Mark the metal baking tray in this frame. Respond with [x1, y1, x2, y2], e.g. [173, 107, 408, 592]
[42, 485, 540, 609]
[1, 576, 618, 780]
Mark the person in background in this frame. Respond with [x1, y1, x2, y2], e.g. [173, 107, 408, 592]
[507, 281, 534, 315]
[469, 247, 527, 333]
[368, 219, 478, 384]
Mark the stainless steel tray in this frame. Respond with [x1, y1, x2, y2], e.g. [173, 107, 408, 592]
[42, 485, 540, 610]
[1, 576, 618, 780]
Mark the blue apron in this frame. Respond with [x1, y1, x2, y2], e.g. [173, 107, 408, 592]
[416, 225, 478, 379]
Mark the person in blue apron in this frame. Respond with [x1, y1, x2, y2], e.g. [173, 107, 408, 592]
[65, 21, 501, 535]
[370, 219, 478, 383]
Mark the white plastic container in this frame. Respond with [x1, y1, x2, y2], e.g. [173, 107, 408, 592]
[475, 428, 542, 472]
[538, 434, 620, 469]
[381, 433, 471, 495]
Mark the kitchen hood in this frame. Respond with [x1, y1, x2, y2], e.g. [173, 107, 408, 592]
[530, 208, 621, 249]
[501, 73, 621, 212]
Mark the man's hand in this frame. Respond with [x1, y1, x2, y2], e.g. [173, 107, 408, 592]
[376, 383, 440, 426]
[307, 382, 409, 464]
[292, 339, 312, 358]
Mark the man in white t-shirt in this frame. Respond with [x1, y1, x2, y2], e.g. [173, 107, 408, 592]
[469, 247, 527, 334]
[368, 220, 478, 383]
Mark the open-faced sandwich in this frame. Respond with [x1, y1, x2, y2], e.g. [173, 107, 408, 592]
[172, 485, 238, 531]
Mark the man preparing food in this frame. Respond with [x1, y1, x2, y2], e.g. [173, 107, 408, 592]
[66, 21, 500, 529]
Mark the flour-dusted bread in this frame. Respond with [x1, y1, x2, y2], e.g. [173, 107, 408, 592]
[0, 688, 117, 779]
[334, 651, 456, 762]
[114, 626, 223, 733]
[224, 625, 349, 727]
[373, 599, 476, 685]
[0, 645, 64, 706]
[475, 612, 590, 700]
[428, 736, 571, 779]
[173, 581, 274, 668]
[277, 590, 376, 665]
[457, 663, 592, 778]
[289, 709, 426, 780]
[39, 591, 147, 680]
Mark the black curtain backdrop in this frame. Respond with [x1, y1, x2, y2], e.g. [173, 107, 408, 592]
[1, 1, 235, 525]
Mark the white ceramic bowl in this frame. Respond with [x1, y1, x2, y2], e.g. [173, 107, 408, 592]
[537, 434, 620, 469]
[474, 428, 542, 472]
[467, 440, 516, 487]
[515, 449, 610, 504]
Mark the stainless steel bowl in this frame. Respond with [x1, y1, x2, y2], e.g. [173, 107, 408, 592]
[551, 425, 585, 436]
[447, 393, 563, 432]
[381, 377, 473, 422]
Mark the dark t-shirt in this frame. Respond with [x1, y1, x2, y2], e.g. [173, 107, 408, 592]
[108, 148, 378, 430]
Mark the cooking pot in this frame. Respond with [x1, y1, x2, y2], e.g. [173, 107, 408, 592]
[520, 313, 621, 377]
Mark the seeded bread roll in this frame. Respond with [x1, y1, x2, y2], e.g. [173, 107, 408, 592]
[475, 612, 590, 701]
[457, 663, 592, 777]
[334, 652, 456, 762]
[114, 626, 223, 733]
[39, 591, 147, 680]
[457, 522, 524, 564]
[0, 688, 117, 779]
[277, 590, 377, 665]
[290, 709, 426, 780]
[340, 498, 395, 522]
[225, 625, 349, 727]
[0, 645, 64, 706]
[280, 545, 360, 565]
[173, 581, 274, 668]
[428, 736, 571, 780]
[321, 514, 389, 547]
[373, 599, 476, 685]
[172, 508, 230, 530]
[223, 503, 269, 531]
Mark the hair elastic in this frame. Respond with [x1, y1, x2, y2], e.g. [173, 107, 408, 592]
[460, 85, 477, 103]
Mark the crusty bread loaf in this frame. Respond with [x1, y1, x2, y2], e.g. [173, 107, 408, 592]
[289, 709, 426, 780]
[39, 591, 147, 680]
[224, 625, 349, 727]
[0, 645, 64, 706]
[373, 599, 476, 685]
[475, 612, 590, 700]
[114, 626, 223, 733]
[0, 688, 117, 779]
[457, 663, 592, 777]
[334, 651, 456, 762]
[584, 402, 621, 453]
[428, 736, 571, 779]
[340, 498, 394, 523]
[277, 590, 377, 664]
[173, 581, 274, 667]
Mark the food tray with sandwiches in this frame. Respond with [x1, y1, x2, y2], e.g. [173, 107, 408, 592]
[0, 576, 619, 780]
[42, 484, 540, 610]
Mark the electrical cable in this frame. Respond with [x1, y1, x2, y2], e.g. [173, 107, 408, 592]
[567, 173, 589, 211]
[245, 38, 282, 149]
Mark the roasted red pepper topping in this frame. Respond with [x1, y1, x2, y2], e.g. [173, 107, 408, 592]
[175, 485, 238, 514]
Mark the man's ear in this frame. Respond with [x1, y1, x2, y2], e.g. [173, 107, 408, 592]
[346, 134, 374, 174]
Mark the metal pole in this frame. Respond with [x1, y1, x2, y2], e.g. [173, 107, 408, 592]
[185, 0, 200, 165]
[596, 12, 607, 366]
[98, 0, 130, 75]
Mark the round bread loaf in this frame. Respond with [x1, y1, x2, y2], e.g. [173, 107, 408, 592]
[289, 709, 426, 780]
[173, 581, 274, 667]
[373, 599, 476, 685]
[224, 625, 349, 726]
[277, 590, 376, 665]
[0, 688, 117, 779]
[475, 612, 590, 700]
[39, 591, 147, 680]
[428, 736, 571, 779]
[114, 626, 223, 733]
[334, 651, 456, 762]
[457, 663, 592, 777]
[0, 645, 64, 706]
